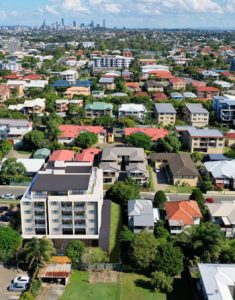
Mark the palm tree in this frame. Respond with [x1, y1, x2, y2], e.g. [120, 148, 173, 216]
[24, 237, 55, 269]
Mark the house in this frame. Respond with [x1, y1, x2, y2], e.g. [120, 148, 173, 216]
[176, 126, 225, 154]
[20, 160, 103, 243]
[51, 80, 72, 89]
[203, 160, 235, 190]
[33, 148, 51, 160]
[184, 103, 209, 127]
[125, 82, 140, 92]
[55, 99, 83, 113]
[64, 86, 90, 99]
[198, 263, 235, 300]
[85, 102, 113, 119]
[60, 70, 78, 84]
[124, 127, 168, 142]
[183, 92, 197, 99]
[75, 148, 101, 163]
[8, 98, 45, 116]
[25, 80, 48, 89]
[7, 80, 25, 97]
[152, 92, 168, 101]
[49, 150, 75, 162]
[58, 125, 107, 145]
[144, 80, 166, 92]
[148, 153, 199, 186]
[169, 77, 186, 90]
[206, 201, 235, 237]
[0, 119, 32, 145]
[213, 95, 235, 126]
[38, 263, 71, 286]
[0, 84, 10, 104]
[196, 86, 220, 99]
[214, 80, 232, 89]
[170, 92, 184, 100]
[128, 200, 158, 233]
[201, 70, 220, 79]
[100, 147, 149, 184]
[165, 200, 202, 234]
[118, 104, 147, 120]
[99, 77, 116, 90]
[154, 103, 176, 126]
[225, 131, 235, 148]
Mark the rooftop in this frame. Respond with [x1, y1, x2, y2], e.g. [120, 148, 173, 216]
[185, 103, 209, 114]
[154, 103, 176, 113]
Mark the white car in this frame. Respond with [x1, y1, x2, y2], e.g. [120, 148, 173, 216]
[155, 167, 161, 173]
[13, 275, 30, 285]
[1, 194, 16, 200]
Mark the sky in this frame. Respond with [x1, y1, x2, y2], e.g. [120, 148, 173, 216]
[1, 0, 235, 28]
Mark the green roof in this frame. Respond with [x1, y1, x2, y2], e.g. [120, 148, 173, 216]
[33, 148, 51, 157]
[85, 102, 113, 111]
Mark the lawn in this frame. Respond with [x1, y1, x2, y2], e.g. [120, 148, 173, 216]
[109, 202, 122, 262]
[0, 199, 20, 205]
[164, 185, 193, 194]
[59, 271, 166, 300]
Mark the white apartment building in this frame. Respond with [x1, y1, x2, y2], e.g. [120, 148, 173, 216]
[184, 103, 209, 127]
[0, 60, 22, 72]
[92, 55, 133, 69]
[60, 70, 78, 84]
[118, 104, 147, 120]
[21, 161, 103, 244]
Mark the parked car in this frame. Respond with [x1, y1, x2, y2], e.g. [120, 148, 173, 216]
[13, 275, 30, 285]
[8, 283, 28, 292]
[155, 167, 161, 173]
[1, 194, 16, 200]
[206, 198, 215, 203]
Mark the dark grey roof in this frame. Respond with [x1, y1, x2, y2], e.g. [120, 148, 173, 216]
[154, 103, 176, 113]
[65, 166, 91, 173]
[31, 174, 90, 192]
[185, 103, 209, 114]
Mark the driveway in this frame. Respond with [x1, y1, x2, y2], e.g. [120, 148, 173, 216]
[155, 168, 170, 191]
[37, 284, 65, 300]
[0, 265, 27, 300]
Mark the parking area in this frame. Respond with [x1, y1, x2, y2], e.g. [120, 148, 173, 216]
[155, 167, 171, 190]
[0, 265, 27, 300]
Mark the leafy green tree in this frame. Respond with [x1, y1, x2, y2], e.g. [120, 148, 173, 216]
[120, 226, 134, 264]
[65, 240, 85, 265]
[119, 117, 136, 128]
[24, 237, 55, 269]
[150, 271, 173, 293]
[95, 115, 114, 127]
[189, 188, 205, 213]
[81, 247, 109, 264]
[154, 243, 183, 277]
[76, 132, 98, 149]
[0, 225, 22, 263]
[156, 134, 181, 152]
[23, 130, 47, 150]
[115, 77, 126, 92]
[191, 152, 203, 163]
[220, 240, 235, 263]
[106, 180, 140, 206]
[45, 119, 61, 141]
[131, 231, 158, 272]
[125, 133, 152, 150]
[153, 190, 167, 209]
[154, 220, 170, 241]
[20, 292, 35, 300]
[0, 158, 27, 184]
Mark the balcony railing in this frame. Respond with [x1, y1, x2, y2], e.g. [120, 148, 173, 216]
[61, 207, 73, 211]
[74, 224, 86, 228]
[35, 224, 46, 228]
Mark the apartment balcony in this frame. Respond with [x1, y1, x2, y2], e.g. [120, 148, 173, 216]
[74, 207, 86, 212]
[74, 224, 86, 228]
[62, 215, 73, 219]
[34, 207, 45, 212]
[74, 215, 86, 220]
[62, 224, 73, 228]
[34, 216, 45, 220]
[61, 207, 73, 211]
[35, 224, 46, 228]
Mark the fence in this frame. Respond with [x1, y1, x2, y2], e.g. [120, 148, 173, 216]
[80, 263, 123, 271]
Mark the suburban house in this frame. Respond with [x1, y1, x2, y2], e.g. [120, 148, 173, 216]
[152, 92, 168, 101]
[20, 160, 103, 246]
[213, 95, 235, 126]
[85, 102, 113, 118]
[198, 263, 235, 300]
[58, 125, 107, 145]
[154, 103, 176, 126]
[128, 200, 159, 233]
[55, 99, 83, 113]
[176, 126, 225, 154]
[100, 147, 149, 184]
[60, 70, 78, 84]
[75, 148, 101, 164]
[148, 153, 199, 186]
[124, 127, 168, 142]
[170, 92, 184, 100]
[118, 104, 147, 120]
[225, 131, 235, 148]
[203, 160, 235, 190]
[33, 148, 51, 160]
[169, 77, 186, 90]
[64, 86, 90, 99]
[196, 86, 220, 99]
[184, 103, 209, 127]
[99, 77, 116, 90]
[8, 98, 45, 116]
[206, 201, 235, 237]
[143, 80, 166, 92]
[0, 84, 10, 104]
[0, 119, 32, 145]
[7, 80, 25, 97]
[165, 200, 202, 234]
[125, 82, 140, 92]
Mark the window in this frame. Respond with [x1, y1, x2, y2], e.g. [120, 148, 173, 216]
[51, 210, 59, 214]
[89, 210, 95, 214]
[51, 202, 58, 206]
[24, 210, 31, 214]
[52, 219, 59, 223]
[25, 228, 33, 232]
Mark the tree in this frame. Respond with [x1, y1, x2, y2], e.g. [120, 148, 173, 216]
[153, 191, 167, 209]
[150, 271, 173, 293]
[95, 115, 114, 127]
[119, 117, 136, 128]
[131, 231, 158, 272]
[189, 188, 205, 213]
[24, 237, 55, 269]
[0, 140, 11, 154]
[106, 180, 140, 206]
[220, 240, 235, 263]
[154, 243, 183, 277]
[125, 132, 152, 150]
[76, 132, 98, 149]
[154, 220, 170, 241]
[0, 158, 27, 184]
[81, 247, 109, 265]
[23, 130, 47, 150]
[191, 152, 203, 163]
[156, 134, 181, 152]
[120, 226, 134, 264]
[0, 225, 22, 263]
[20, 292, 35, 300]
[45, 119, 61, 141]
[66, 240, 85, 265]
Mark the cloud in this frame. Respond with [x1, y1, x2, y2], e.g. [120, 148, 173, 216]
[226, 0, 235, 13]
[103, 3, 121, 14]
[62, 0, 90, 13]
[44, 5, 59, 15]
[0, 10, 6, 19]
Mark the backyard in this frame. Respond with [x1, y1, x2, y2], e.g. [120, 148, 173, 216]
[59, 271, 166, 300]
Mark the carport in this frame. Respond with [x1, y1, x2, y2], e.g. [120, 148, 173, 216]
[37, 263, 71, 285]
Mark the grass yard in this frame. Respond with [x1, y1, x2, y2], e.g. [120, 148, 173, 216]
[59, 271, 166, 300]
[0, 199, 20, 205]
[164, 185, 193, 194]
[109, 202, 123, 262]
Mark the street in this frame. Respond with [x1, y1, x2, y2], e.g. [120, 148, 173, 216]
[0, 186, 27, 197]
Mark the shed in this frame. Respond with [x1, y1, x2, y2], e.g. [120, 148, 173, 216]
[37, 263, 71, 285]
[33, 148, 51, 159]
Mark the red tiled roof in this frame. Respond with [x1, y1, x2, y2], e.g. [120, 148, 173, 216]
[74, 148, 101, 163]
[134, 91, 148, 97]
[22, 74, 43, 80]
[59, 125, 106, 139]
[170, 77, 185, 84]
[152, 92, 168, 101]
[125, 82, 139, 88]
[49, 150, 75, 161]
[225, 132, 235, 139]
[165, 200, 202, 226]
[148, 70, 174, 79]
[4, 74, 21, 80]
[197, 86, 220, 92]
[125, 127, 168, 141]
[191, 80, 207, 88]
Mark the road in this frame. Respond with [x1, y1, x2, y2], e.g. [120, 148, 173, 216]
[0, 186, 27, 197]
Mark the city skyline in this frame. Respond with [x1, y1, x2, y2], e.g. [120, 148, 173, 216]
[2, 0, 235, 29]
